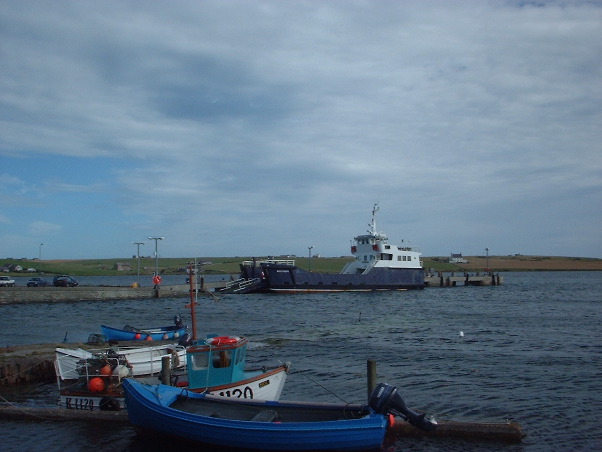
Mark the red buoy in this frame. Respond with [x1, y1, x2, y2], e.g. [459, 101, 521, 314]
[100, 365, 112, 376]
[145, 335, 153, 341]
[134, 333, 141, 340]
[88, 377, 105, 393]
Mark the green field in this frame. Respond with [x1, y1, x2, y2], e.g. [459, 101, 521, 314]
[1, 254, 601, 277]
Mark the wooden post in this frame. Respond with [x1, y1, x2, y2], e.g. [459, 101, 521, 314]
[367, 359, 376, 401]
[161, 355, 171, 386]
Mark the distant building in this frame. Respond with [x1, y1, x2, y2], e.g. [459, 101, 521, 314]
[449, 253, 468, 264]
[115, 262, 132, 271]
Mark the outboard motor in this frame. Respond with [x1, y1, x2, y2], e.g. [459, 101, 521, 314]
[178, 332, 192, 347]
[174, 314, 183, 329]
[369, 383, 437, 431]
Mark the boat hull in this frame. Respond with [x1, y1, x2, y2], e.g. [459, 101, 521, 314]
[101, 324, 187, 341]
[123, 379, 387, 451]
[57, 365, 288, 412]
[246, 263, 425, 293]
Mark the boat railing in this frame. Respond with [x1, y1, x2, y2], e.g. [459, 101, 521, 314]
[242, 259, 295, 267]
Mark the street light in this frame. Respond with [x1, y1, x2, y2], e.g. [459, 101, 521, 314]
[485, 247, 490, 273]
[133, 242, 144, 285]
[39, 243, 44, 261]
[308, 246, 314, 272]
[148, 237, 164, 277]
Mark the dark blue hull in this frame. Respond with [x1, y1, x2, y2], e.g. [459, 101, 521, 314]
[239, 263, 424, 293]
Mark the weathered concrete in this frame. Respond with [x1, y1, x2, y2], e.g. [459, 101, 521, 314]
[0, 282, 226, 304]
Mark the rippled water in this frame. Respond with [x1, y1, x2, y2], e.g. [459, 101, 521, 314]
[1, 271, 600, 451]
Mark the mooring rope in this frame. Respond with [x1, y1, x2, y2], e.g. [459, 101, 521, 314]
[290, 369, 350, 404]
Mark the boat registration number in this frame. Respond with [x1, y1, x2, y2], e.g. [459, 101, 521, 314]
[64, 397, 95, 410]
[216, 386, 254, 399]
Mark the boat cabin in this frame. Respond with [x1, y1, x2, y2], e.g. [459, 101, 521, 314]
[186, 335, 248, 389]
[343, 209, 422, 274]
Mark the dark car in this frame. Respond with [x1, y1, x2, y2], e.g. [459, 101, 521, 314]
[27, 277, 49, 287]
[53, 275, 79, 287]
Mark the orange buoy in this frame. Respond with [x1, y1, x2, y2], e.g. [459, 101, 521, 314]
[100, 365, 112, 376]
[208, 336, 240, 346]
[88, 377, 105, 393]
[134, 333, 141, 340]
[145, 335, 153, 341]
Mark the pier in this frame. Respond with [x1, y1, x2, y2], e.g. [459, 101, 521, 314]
[0, 275, 501, 305]
[425, 272, 502, 287]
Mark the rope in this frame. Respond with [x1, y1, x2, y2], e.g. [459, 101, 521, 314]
[0, 393, 53, 420]
[0, 356, 53, 383]
[291, 369, 349, 404]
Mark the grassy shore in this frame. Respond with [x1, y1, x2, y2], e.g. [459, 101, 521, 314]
[2, 255, 601, 277]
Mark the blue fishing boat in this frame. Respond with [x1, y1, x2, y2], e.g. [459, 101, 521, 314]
[101, 315, 187, 341]
[122, 379, 436, 451]
[222, 204, 425, 294]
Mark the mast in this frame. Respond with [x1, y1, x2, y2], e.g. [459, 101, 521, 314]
[186, 264, 198, 341]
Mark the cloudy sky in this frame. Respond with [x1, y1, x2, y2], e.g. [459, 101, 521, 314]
[1, 1, 600, 260]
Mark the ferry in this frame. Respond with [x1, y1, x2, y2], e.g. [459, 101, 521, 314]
[223, 205, 424, 293]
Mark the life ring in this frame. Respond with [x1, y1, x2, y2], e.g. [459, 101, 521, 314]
[99, 396, 121, 411]
[207, 336, 240, 346]
[153, 275, 162, 285]
[171, 349, 181, 368]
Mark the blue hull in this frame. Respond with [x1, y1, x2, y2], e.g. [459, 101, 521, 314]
[123, 379, 387, 451]
[241, 263, 424, 293]
[101, 324, 187, 341]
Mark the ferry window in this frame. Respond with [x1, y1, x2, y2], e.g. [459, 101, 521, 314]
[397, 256, 402, 261]
[192, 352, 209, 370]
[212, 350, 232, 368]
[385, 245, 390, 250]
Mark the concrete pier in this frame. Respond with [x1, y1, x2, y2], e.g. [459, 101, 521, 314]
[0, 282, 225, 305]
[424, 273, 503, 287]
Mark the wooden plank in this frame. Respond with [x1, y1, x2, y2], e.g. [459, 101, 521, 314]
[387, 418, 525, 443]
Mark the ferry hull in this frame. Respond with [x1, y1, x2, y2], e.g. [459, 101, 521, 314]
[248, 264, 424, 293]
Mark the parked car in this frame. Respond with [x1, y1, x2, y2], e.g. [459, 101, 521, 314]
[27, 277, 49, 287]
[53, 275, 79, 287]
[0, 276, 16, 287]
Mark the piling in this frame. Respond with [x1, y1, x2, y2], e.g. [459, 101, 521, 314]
[161, 355, 171, 385]
[366, 359, 376, 401]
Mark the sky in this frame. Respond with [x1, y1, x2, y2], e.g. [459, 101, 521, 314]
[1, 0, 601, 260]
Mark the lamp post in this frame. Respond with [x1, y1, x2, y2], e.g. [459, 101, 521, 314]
[308, 246, 314, 271]
[133, 242, 144, 286]
[39, 243, 43, 261]
[148, 237, 164, 277]
[485, 247, 490, 273]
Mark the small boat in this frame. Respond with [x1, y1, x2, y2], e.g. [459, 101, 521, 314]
[221, 204, 425, 294]
[55, 343, 186, 411]
[122, 379, 436, 451]
[101, 315, 187, 341]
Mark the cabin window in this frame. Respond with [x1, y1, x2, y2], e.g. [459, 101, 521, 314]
[235, 348, 246, 365]
[212, 350, 232, 368]
[385, 245, 390, 250]
[191, 352, 209, 370]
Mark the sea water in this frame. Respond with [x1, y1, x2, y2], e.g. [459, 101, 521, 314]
[0, 271, 600, 451]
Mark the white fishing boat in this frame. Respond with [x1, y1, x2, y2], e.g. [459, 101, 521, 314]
[55, 343, 186, 380]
